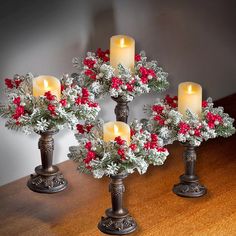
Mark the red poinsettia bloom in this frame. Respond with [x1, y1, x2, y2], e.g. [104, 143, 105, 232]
[85, 141, 92, 150]
[5, 79, 14, 89]
[12, 105, 25, 120]
[83, 59, 96, 69]
[44, 91, 55, 101]
[85, 69, 96, 80]
[130, 143, 137, 151]
[115, 136, 125, 145]
[13, 97, 21, 106]
[179, 122, 190, 134]
[48, 104, 56, 115]
[60, 99, 67, 107]
[111, 77, 123, 89]
[96, 48, 110, 62]
[152, 105, 164, 114]
[202, 100, 208, 108]
[135, 54, 141, 62]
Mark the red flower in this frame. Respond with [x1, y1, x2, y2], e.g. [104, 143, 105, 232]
[154, 115, 165, 126]
[44, 91, 55, 101]
[135, 54, 141, 62]
[60, 99, 67, 107]
[82, 87, 90, 97]
[85, 141, 92, 150]
[130, 143, 137, 151]
[111, 77, 123, 89]
[5, 79, 14, 89]
[152, 105, 164, 114]
[12, 106, 25, 120]
[178, 122, 190, 134]
[96, 48, 110, 62]
[202, 100, 208, 108]
[13, 97, 21, 106]
[15, 79, 22, 88]
[115, 136, 125, 145]
[76, 124, 85, 134]
[85, 69, 96, 80]
[83, 59, 96, 69]
[48, 104, 56, 115]
[84, 151, 96, 164]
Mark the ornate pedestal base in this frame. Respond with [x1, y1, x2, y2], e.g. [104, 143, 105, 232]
[98, 174, 137, 235]
[27, 165, 67, 194]
[173, 175, 207, 198]
[173, 143, 207, 198]
[27, 129, 68, 194]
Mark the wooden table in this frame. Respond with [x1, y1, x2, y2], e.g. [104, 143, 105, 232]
[0, 95, 236, 236]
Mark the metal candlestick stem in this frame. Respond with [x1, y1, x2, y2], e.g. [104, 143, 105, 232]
[112, 96, 130, 123]
[173, 143, 207, 198]
[27, 128, 68, 193]
[98, 174, 137, 235]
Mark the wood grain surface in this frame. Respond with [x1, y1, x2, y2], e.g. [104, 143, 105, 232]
[0, 94, 235, 236]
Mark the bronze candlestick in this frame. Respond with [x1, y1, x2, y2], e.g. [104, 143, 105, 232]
[98, 174, 137, 235]
[27, 128, 68, 193]
[112, 96, 130, 123]
[173, 143, 207, 198]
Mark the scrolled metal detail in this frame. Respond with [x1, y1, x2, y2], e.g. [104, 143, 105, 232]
[109, 184, 125, 196]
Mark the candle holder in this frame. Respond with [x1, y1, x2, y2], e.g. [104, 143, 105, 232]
[98, 174, 137, 235]
[172, 143, 207, 198]
[27, 128, 68, 193]
[112, 96, 130, 123]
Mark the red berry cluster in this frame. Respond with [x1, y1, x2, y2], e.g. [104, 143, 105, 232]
[76, 123, 94, 134]
[139, 66, 156, 84]
[96, 48, 109, 62]
[83, 59, 96, 69]
[135, 54, 141, 62]
[206, 112, 223, 129]
[5, 78, 22, 89]
[12, 97, 25, 123]
[165, 95, 178, 108]
[111, 77, 123, 89]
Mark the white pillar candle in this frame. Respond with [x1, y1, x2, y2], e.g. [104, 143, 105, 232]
[110, 35, 135, 74]
[33, 75, 61, 100]
[178, 82, 202, 118]
[103, 121, 130, 145]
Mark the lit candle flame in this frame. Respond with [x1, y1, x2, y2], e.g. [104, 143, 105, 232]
[120, 38, 125, 48]
[114, 124, 119, 135]
[187, 85, 192, 94]
[43, 79, 49, 89]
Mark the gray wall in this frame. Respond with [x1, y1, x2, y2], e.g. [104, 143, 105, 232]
[0, 0, 236, 186]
